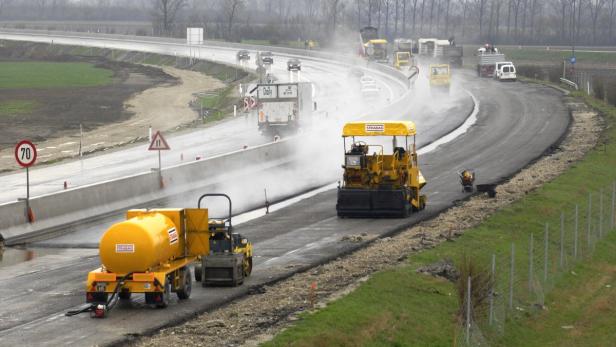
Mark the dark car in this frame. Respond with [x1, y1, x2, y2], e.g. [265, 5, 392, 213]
[260, 51, 274, 65]
[236, 50, 250, 61]
[287, 58, 301, 71]
[347, 67, 364, 79]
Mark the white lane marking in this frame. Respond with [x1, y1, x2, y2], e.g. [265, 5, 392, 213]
[418, 90, 479, 155]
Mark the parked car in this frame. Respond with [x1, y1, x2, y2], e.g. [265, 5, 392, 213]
[287, 58, 301, 71]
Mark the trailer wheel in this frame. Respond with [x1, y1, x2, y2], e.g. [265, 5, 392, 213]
[176, 268, 192, 300]
[156, 278, 171, 308]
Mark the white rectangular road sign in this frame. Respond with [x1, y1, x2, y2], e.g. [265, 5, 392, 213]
[278, 84, 298, 98]
[257, 85, 277, 99]
[187, 27, 204, 45]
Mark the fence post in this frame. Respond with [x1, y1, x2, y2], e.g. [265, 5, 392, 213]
[610, 181, 616, 230]
[489, 254, 495, 326]
[466, 276, 471, 345]
[544, 223, 549, 283]
[574, 204, 579, 259]
[588, 192, 592, 250]
[600, 189, 604, 239]
[509, 243, 515, 310]
[529, 233, 534, 294]
[560, 211, 565, 268]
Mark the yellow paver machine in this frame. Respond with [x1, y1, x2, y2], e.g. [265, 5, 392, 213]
[336, 121, 427, 217]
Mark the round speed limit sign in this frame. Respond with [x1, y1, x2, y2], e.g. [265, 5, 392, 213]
[14, 140, 37, 167]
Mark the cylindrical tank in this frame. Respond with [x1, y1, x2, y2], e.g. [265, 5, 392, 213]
[99, 213, 181, 274]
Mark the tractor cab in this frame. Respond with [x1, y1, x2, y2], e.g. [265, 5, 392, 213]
[337, 121, 427, 217]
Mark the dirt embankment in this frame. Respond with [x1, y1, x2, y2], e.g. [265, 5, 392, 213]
[134, 92, 602, 347]
[0, 41, 232, 171]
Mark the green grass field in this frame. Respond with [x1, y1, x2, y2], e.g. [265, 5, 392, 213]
[0, 62, 113, 89]
[0, 100, 38, 116]
[264, 93, 616, 346]
[463, 45, 616, 65]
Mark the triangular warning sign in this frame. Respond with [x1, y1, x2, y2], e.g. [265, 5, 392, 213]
[148, 131, 170, 150]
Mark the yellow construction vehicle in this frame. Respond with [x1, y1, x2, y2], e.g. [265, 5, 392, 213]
[336, 121, 427, 217]
[429, 64, 451, 91]
[394, 51, 412, 70]
[360, 26, 388, 62]
[80, 193, 252, 318]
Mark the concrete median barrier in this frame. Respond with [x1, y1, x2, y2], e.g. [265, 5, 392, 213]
[0, 139, 296, 245]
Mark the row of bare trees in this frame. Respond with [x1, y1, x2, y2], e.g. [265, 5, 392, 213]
[0, 0, 615, 45]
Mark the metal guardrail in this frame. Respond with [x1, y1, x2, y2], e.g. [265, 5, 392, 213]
[559, 77, 579, 90]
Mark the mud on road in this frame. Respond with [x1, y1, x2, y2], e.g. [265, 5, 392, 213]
[134, 93, 601, 347]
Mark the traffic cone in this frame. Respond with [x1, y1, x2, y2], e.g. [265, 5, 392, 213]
[27, 207, 35, 223]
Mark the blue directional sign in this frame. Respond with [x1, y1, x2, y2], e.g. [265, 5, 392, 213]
[570, 56, 576, 64]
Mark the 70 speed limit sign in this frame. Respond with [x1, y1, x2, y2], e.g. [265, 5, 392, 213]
[15, 140, 37, 167]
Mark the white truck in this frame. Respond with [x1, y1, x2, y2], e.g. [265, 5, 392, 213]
[255, 82, 313, 136]
[477, 52, 506, 78]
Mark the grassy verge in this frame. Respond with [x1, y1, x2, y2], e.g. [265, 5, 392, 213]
[0, 100, 37, 116]
[497, 231, 616, 347]
[0, 61, 113, 89]
[264, 94, 616, 345]
[462, 45, 616, 65]
[197, 85, 236, 123]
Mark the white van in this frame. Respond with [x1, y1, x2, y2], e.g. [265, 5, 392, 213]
[498, 64, 517, 82]
[494, 61, 513, 79]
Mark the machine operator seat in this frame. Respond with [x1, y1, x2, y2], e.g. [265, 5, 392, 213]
[349, 143, 369, 155]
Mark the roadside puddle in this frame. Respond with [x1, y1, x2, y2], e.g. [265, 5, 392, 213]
[0, 246, 63, 269]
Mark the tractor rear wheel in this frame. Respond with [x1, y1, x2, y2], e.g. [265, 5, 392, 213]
[194, 264, 202, 282]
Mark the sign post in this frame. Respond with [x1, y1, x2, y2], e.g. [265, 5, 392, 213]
[148, 131, 170, 188]
[15, 140, 37, 223]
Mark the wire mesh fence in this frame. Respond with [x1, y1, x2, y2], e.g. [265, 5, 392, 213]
[458, 181, 616, 346]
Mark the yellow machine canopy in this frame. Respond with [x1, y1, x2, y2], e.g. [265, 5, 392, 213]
[368, 39, 388, 44]
[342, 121, 417, 137]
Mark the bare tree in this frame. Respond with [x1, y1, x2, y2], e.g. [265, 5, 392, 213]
[221, 0, 244, 39]
[588, 0, 606, 43]
[151, 0, 186, 36]
[411, 0, 418, 33]
[0, 0, 11, 18]
[609, 0, 616, 43]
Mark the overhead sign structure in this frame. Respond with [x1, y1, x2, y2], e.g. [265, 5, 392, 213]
[148, 131, 170, 189]
[15, 140, 37, 167]
[149, 131, 171, 151]
[15, 140, 37, 223]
